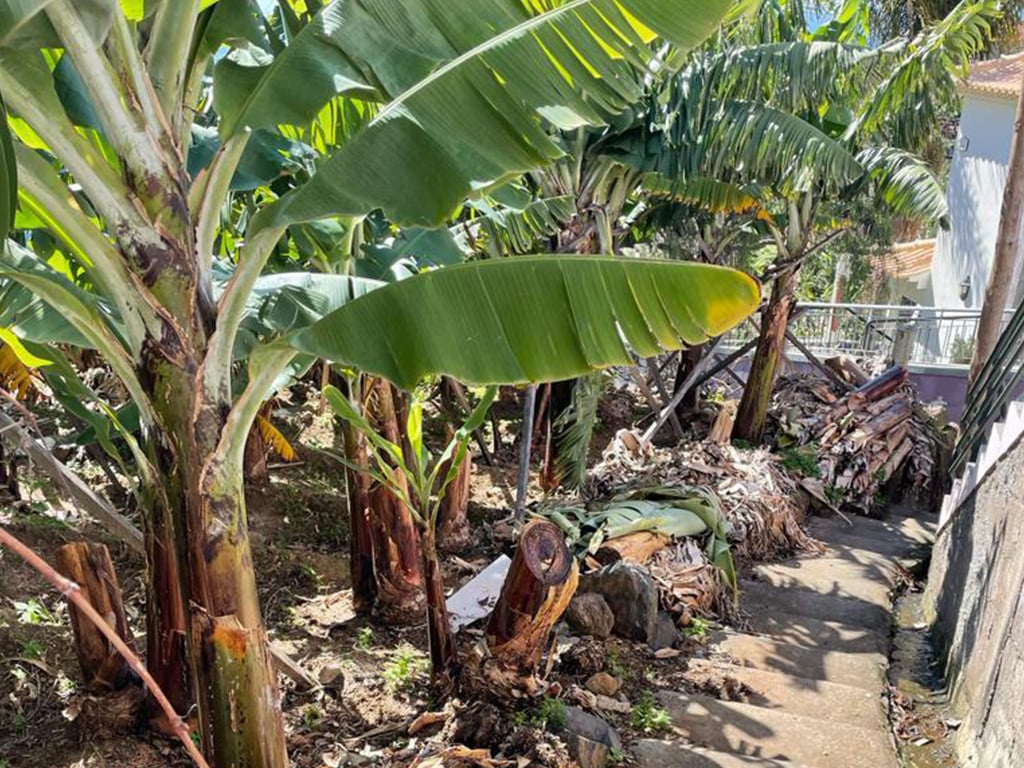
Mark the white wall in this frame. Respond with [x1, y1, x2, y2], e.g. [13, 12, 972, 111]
[931, 92, 1024, 309]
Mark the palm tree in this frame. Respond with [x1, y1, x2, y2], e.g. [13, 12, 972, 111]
[0, 2, 756, 764]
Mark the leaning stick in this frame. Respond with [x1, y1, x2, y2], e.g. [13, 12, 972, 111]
[0, 526, 211, 768]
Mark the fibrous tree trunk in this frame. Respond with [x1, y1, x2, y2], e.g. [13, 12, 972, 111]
[421, 524, 458, 687]
[55, 542, 136, 692]
[437, 426, 472, 553]
[486, 520, 578, 693]
[733, 269, 798, 443]
[344, 414, 377, 615]
[366, 377, 424, 622]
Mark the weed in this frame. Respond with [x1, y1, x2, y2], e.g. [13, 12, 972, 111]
[19, 640, 45, 659]
[643, 666, 657, 683]
[607, 647, 629, 680]
[355, 626, 374, 651]
[383, 647, 427, 691]
[608, 747, 625, 764]
[682, 617, 711, 643]
[301, 704, 323, 728]
[55, 673, 76, 697]
[631, 690, 671, 733]
[14, 599, 54, 625]
[779, 444, 821, 478]
[531, 695, 566, 730]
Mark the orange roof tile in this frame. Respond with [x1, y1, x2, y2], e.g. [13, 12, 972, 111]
[964, 54, 1024, 99]
[874, 239, 935, 280]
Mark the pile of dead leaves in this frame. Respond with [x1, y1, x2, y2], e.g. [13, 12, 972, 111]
[770, 367, 940, 515]
[586, 431, 819, 564]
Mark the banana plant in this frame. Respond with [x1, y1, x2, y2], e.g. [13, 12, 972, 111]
[0, 2, 749, 765]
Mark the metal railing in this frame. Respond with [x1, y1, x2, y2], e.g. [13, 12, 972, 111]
[951, 297, 1024, 476]
[722, 302, 1014, 368]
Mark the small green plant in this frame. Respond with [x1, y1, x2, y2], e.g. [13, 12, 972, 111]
[14, 599, 55, 625]
[608, 747, 626, 764]
[531, 695, 567, 730]
[55, 673, 77, 697]
[301, 704, 323, 728]
[779, 444, 821, 478]
[355, 626, 374, 651]
[383, 647, 427, 691]
[631, 690, 672, 733]
[19, 640, 45, 659]
[607, 647, 629, 680]
[682, 616, 711, 643]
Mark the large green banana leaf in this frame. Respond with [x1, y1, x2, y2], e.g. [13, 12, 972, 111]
[291, 256, 760, 390]
[250, 0, 734, 230]
[0, 88, 13, 235]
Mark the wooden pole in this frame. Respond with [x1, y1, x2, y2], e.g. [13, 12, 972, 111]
[514, 385, 537, 525]
[971, 76, 1024, 383]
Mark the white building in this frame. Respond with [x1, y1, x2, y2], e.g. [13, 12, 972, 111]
[929, 53, 1024, 309]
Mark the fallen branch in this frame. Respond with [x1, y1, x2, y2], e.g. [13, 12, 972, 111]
[0, 526, 210, 768]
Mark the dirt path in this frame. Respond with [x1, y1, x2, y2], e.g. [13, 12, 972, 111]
[632, 506, 937, 768]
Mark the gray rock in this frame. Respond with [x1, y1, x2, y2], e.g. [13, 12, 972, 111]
[566, 593, 616, 639]
[648, 611, 680, 651]
[580, 563, 658, 642]
[560, 706, 622, 768]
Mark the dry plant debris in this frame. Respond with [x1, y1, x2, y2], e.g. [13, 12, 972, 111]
[769, 367, 940, 514]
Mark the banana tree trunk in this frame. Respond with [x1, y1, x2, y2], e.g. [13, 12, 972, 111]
[188, 468, 288, 767]
[733, 269, 798, 443]
[367, 377, 425, 622]
[421, 524, 458, 686]
[485, 519, 578, 694]
[437, 426, 472, 553]
[141, 484, 192, 726]
[344, 419, 377, 615]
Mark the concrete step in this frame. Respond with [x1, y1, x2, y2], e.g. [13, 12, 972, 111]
[739, 579, 892, 635]
[812, 528, 927, 562]
[750, 556, 895, 608]
[634, 739, 819, 768]
[657, 690, 898, 768]
[805, 513, 934, 548]
[709, 630, 887, 691]
[684, 659, 887, 730]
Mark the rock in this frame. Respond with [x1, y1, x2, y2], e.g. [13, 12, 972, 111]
[318, 663, 345, 687]
[580, 563, 658, 642]
[594, 695, 631, 714]
[566, 593, 615, 639]
[648, 612, 680, 651]
[559, 707, 622, 768]
[585, 672, 621, 697]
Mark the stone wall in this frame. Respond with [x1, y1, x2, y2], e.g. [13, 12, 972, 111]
[925, 433, 1024, 768]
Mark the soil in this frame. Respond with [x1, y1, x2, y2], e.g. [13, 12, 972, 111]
[0, 381, 772, 767]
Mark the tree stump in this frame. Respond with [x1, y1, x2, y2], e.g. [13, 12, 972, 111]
[486, 520, 578, 692]
[54, 543, 136, 692]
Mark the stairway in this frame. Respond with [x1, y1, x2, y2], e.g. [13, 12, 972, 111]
[634, 508, 936, 768]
